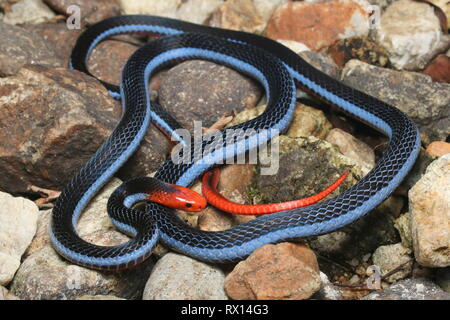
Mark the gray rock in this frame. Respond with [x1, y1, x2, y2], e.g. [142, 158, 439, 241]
[362, 278, 450, 300]
[158, 60, 262, 133]
[0, 192, 39, 286]
[143, 252, 228, 300]
[0, 21, 62, 76]
[372, 243, 413, 283]
[342, 59, 450, 143]
[313, 272, 343, 300]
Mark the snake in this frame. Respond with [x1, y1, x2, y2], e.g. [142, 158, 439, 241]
[50, 15, 421, 271]
[202, 168, 349, 215]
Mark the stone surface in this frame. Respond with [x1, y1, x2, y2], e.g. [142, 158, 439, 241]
[409, 154, 450, 268]
[0, 65, 171, 194]
[208, 0, 266, 34]
[76, 295, 126, 300]
[422, 54, 450, 83]
[21, 22, 83, 64]
[0, 192, 39, 286]
[224, 243, 321, 300]
[143, 253, 228, 300]
[342, 59, 450, 143]
[44, 0, 121, 26]
[362, 278, 450, 300]
[9, 178, 155, 300]
[426, 141, 450, 158]
[0, 21, 62, 76]
[327, 36, 390, 68]
[158, 60, 262, 133]
[313, 272, 343, 300]
[120, 0, 222, 24]
[265, 0, 371, 51]
[253, 0, 289, 22]
[2, 0, 55, 25]
[0, 286, 19, 300]
[372, 243, 413, 283]
[375, 0, 443, 69]
[394, 212, 413, 249]
[326, 128, 375, 175]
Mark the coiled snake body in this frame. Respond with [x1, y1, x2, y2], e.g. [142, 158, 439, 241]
[50, 15, 420, 270]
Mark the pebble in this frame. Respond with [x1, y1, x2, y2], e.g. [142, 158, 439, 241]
[208, 0, 266, 34]
[265, 0, 371, 51]
[143, 253, 228, 300]
[0, 192, 39, 286]
[426, 141, 450, 157]
[409, 154, 450, 268]
[362, 278, 450, 300]
[394, 212, 413, 249]
[422, 54, 450, 83]
[0, 21, 62, 76]
[224, 243, 321, 300]
[372, 243, 413, 283]
[2, 0, 55, 25]
[375, 0, 443, 69]
[342, 59, 450, 144]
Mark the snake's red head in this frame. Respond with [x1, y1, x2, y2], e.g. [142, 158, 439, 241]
[147, 184, 207, 212]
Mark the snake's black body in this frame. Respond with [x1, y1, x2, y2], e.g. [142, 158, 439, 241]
[50, 15, 420, 270]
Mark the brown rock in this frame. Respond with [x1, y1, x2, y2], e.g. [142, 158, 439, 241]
[207, 0, 266, 34]
[158, 60, 262, 133]
[0, 65, 170, 194]
[265, 0, 370, 51]
[426, 141, 450, 157]
[224, 243, 321, 300]
[21, 22, 83, 64]
[422, 54, 450, 83]
[327, 36, 390, 68]
[0, 20, 62, 76]
[44, 0, 121, 26]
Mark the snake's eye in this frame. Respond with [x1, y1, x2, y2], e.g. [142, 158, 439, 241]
[185, 203, 192, 208]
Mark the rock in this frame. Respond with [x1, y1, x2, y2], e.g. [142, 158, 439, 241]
[435, 267, 450, 292]
[176, 0, 223, 25]
[0, 65, 171, 194]
[298, 51, 341, 80]
[341, 59, 450, 143]
[0, 286, 19, 300]
[325, 128, 376, 175]
[87, 39, 138, 86]
[120, 0, 222, 24]
[426, 141, 450, 157]
[0, 192, 39, 286]
[428, 0, 450, 23]
[253, 0, 289, 22]
[143, 253, 228, 300]
[422, 54, 450, 83]
[394, 212, 413, 249]
[44, 0, 121, 26]
[327, 36, 390, 68]
[0, 21, 62, 76]
[277, 40, 310, 54]
[366, 0, 396, 11]
[119, 0, 181, 18]
[313, 272, 343, 300]
[372, 243, 413, 283]
[251, 136, 363, 205]
[398, 148, 435, 197]
[362, 278, 450, 300]
[375, 0, 443, 70]
[409, 154, 450, 268]
[208, 0, 266, 34]
[227, 103, 333, 140]
[224, 243, 321, 300]
[21, 22, 83, 64]
[2, 0, 55, 25]
[158, 60, 262, 133]
[286, 104, 333, 140]
[76, 295, 126, 300]
[9, 178, 155, 300]
[265, 0, 371, 51]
